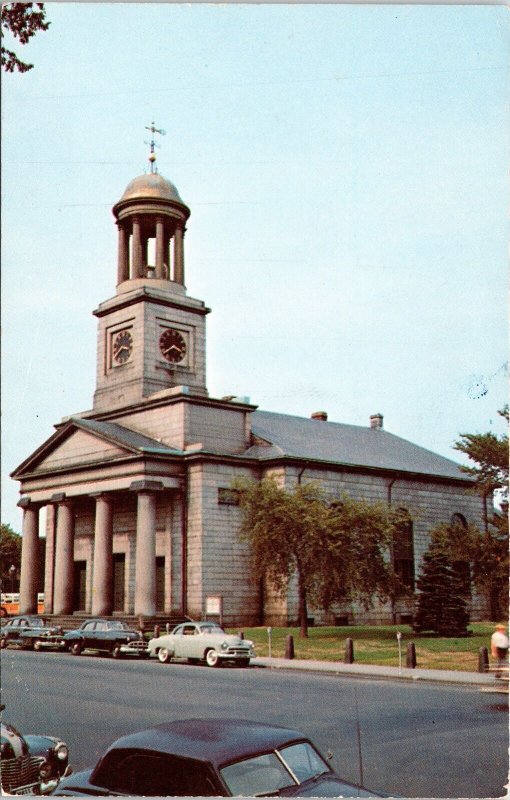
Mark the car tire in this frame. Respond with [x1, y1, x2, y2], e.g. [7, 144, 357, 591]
[158, 648, 171, 664]
[112, 643, 122, 659]
[0, 637, 7, 649]
[205, 649, 220, 668]
[70, 641, 83, 656]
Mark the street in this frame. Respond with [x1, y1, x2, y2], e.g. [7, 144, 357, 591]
[1, 649, 507, 798]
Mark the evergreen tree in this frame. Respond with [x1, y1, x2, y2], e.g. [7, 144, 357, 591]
[413, 541, 469, 636]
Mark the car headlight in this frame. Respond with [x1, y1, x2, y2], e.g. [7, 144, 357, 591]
[54, 742, 69, 761]
[39, 761, 53, 780]
[221, 641, 229, 651]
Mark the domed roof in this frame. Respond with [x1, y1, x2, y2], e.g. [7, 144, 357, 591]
[118, 172, 186, 205]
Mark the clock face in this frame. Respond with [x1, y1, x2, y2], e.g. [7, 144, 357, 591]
[159, 328, 186, 363]
[112, 330, 133, 364]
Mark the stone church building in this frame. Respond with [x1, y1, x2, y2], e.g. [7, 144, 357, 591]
[12, 164, 486, 626]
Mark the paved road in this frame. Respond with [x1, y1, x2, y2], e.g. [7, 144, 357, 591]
[1, 649, 508, 798]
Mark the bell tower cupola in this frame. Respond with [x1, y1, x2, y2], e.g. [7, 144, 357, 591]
[92, 125, 210, 412]
[113, 171, 190, 287]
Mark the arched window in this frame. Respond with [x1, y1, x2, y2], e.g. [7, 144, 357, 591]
[393, 508, 415, 592]
[450, 514, 471, 597]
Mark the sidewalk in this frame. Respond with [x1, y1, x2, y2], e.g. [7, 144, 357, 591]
[255, 656, 508, 688]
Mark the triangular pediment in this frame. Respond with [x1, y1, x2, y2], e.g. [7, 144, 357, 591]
[35, 429, 127, 472]
[11, 418, 181, 478]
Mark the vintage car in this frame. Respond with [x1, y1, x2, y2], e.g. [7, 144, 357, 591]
[0, 706, 71, 795]
[0, 615, 66, 651]
[63, 619, 148, 658]
[147, 621, 255, 666]
[52, 718, 382, 797]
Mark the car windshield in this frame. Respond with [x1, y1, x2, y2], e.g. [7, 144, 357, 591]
[198, 624, 224, 634]
[220, 743, 330, 797]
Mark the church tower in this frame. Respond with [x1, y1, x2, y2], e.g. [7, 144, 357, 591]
[93, 131, 209, 411]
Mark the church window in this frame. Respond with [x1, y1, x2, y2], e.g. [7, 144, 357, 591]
[450, 513, 471, 597]
[218, 488, 240, 506]
[393, 508, 415, 591]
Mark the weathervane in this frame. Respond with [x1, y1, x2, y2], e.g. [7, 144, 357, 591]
[144, 121, 166, 173]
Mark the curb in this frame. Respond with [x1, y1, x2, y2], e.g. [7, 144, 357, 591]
[254, 657, 502, 688]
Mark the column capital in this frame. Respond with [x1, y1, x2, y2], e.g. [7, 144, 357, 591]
[18, 497, 41, 510]
[50, 492, 66, 503]
[90, 492, 113, 502]
[130, 480, 164, 493]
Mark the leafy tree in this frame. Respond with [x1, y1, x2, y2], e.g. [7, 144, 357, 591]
[454, 406, 508, 530]
[234, 478, 396, 637]
[0, 523, 21, 589]
[1, 3, 50, 73]
[453, 408, 509, 618]
[413, 538, 470, 636]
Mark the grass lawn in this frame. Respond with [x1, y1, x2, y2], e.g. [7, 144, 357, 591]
[228, 622, 497, 672]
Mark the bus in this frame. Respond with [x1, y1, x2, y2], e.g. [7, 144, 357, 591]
[0, 593, 45, 617]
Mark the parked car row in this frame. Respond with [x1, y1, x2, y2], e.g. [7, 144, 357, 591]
[0, 616, 255, 667]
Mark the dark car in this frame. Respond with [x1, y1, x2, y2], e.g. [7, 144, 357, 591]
[0, 615, 66, 651]
[53, 718, 383, 797]
[0, 706, 71, 795]
[63, 619, 148, 658]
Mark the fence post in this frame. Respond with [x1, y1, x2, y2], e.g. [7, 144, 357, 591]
[238, 631, 244, 640]
[478, 646, 489, 673]
[285, 634, 295, 660]
[344, 637, 354, 664]
[154, 624, 160, 639]
[406, 642, 417, 669]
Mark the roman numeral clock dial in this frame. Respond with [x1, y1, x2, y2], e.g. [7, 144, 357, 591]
[112, 330, 133, 364]
[159, 329, 186, 363]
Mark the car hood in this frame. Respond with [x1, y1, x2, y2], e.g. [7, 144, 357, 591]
[279, 772, 385, 797]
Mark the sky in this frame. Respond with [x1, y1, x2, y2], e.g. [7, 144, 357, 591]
[2, 3, 509, 533]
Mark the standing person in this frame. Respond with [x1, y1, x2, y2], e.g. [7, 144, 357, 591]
[490, 624, 509, 679]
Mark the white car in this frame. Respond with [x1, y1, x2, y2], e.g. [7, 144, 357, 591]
[148, 621, 255, 667]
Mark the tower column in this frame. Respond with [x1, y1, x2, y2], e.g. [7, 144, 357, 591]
[174, 224, 185, 285]
[155, 217, 165, 278]
[132, 481, 163, 616]
[18, 499, 40, 615]
[117, 223, 129, 284]
[132, 216, 143, 278]
[53, 498, 75, 615]
[91, 493, 114, 616]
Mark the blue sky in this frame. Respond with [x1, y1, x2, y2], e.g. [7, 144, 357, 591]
[2, 3, 509, 531]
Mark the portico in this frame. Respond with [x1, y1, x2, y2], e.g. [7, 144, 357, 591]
[13, 417, 184, 618]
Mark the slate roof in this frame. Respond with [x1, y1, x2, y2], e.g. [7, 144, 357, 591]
[247, 410, 469, 482]
[74, 418, 182, 456]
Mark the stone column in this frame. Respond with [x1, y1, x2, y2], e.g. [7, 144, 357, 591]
[117, 223, 129, 284]
[132, 217, 142, 278]
[18, 499, 40, 614]
[155, 218, 165, 278]
[132, 481, 163, 616]
[141, 233, 149, 274]
[53, 498, 75, 615]
[91, 493, 113, 616]
[174, 225, 184, 285]
[44, 504, 56, 614]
